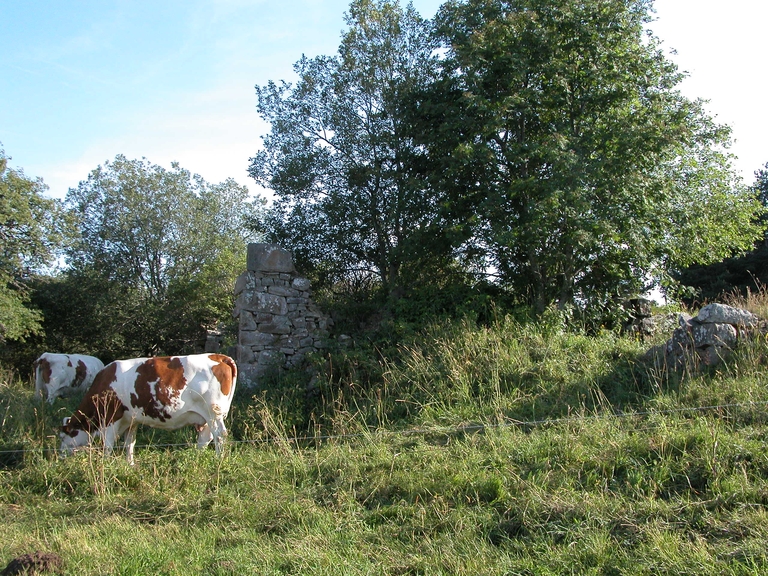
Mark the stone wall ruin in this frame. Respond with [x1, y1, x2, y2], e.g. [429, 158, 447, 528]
[644, 303, 764, 371]
[233, 244, 332, 386]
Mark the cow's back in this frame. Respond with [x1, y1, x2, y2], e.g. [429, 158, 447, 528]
[68, 354, 105, 385]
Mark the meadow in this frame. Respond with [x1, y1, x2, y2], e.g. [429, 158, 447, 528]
[3, 296, 768, 574]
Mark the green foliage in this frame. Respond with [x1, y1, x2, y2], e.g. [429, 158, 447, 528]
[252, 0, 763, 324]
[674, 162, 768, 304]
[251, 0, 448, 298]
[57, 155, 265, 357]
[414, 0, 762, 313]
[18, 268, 150, 367]
[0, 146, 71, 344]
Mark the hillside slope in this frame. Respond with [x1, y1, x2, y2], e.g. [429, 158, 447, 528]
[2, 304, 768, 574]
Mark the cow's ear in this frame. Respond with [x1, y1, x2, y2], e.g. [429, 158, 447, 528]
[62, 417, 70, 427]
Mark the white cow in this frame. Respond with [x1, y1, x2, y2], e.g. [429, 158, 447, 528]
[60, 353, 237, 464]
[33, 353, 105, 403]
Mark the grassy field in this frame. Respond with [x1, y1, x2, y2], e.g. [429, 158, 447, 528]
[3, 300, 768, 574]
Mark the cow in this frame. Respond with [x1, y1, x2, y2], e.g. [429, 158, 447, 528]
[33, 353, 105, 404]
[59, 353, 237, 464]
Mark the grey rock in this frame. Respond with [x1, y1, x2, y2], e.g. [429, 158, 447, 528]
[292, 277, 311, 291]
[247, 243, 296, 273]
[696, 303, 758, 327]
[245, 293, 287, 316]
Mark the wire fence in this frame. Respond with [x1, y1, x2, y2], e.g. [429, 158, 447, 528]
[2, 399, 768, 458]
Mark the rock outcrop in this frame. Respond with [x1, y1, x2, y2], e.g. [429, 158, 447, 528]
[659, 303, 760, 369]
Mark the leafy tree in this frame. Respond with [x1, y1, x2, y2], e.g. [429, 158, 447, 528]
[674, 163, 768, 303]
[415, 0, 762, 314]
[64, 155, 264, 357]
[756, 164, 768, 211]
[0, 146, 70, 343]
[250, 0, 445, 300]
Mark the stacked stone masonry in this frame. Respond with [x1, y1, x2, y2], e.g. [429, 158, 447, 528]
[234, 244, 332, 386]
[642, 302, 765, 371]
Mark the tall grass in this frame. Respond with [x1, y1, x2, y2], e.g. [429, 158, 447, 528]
[260, 314, 662, 438]
[3, 307, 768, 574]
[722, 282, 768, 320]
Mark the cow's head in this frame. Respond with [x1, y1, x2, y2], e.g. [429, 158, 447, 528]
[59, 416, 92, 456]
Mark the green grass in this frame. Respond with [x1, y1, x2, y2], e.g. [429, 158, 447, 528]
[3, 309, 768, 574]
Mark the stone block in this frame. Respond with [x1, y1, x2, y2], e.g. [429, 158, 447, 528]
[238, 364, 261, 387]
[239, 311, 257, 331]
[280, 336, 301, 349]
[232, 291, 253, 318]
[292, 277, 312, 291]
[258, 349, 285, 366]
[234, 272, 253, 296]
[268, 285, 299, 297]
[697, 303, 758, 327]
[236, 345, 255, 364]
[259, 315, 292, 335]
[244, 292, 288, 316]
[691, 322, 737, 349]
[247, 243, 296, 273]
[698, 344, 728, 366]
[240, 330, 277, 347]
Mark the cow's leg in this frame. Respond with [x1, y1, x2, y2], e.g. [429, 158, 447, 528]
[211, 418, 228, 456]
[46, 384, 61, 404]
[101, 419, 131, 459]
[123, 426, 137, 465]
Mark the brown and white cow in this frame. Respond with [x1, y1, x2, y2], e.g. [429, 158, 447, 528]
[60, 353, 237, 464]
[33, 353, 105, 404]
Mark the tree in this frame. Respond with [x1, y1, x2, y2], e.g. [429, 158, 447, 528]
[756, 164, 768, 211]
[64, 155, 264, 357]
[0, 146, 70, 343]
[674, 163, 768, 303]
[250, 0, 445, 300]
[416, 0, 763, 314]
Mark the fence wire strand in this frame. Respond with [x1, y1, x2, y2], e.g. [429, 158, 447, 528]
[2, 399, 768, 458]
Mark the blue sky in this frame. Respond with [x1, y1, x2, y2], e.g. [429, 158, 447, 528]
[1, 0, 765, 200]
